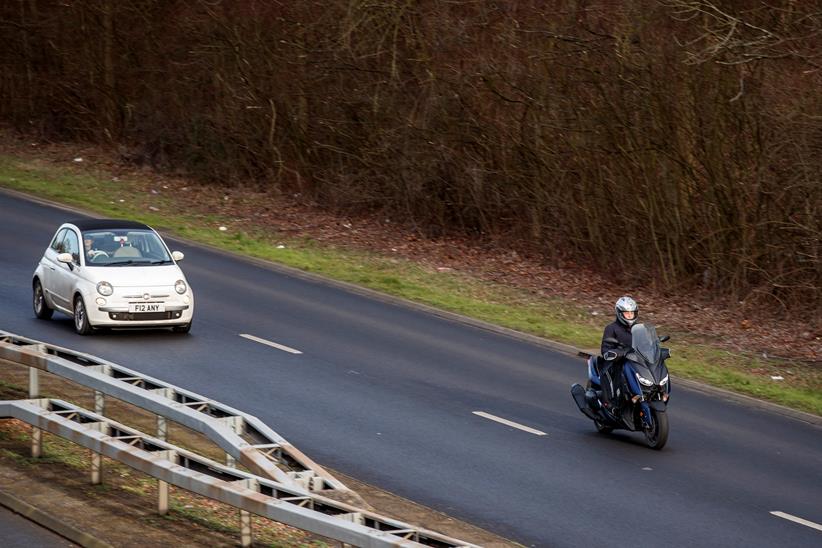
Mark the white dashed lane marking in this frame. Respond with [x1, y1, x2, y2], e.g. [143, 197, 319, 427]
[239, 334, 302, 355]
[473, 411, 547, 436]
[770, 511, 822, 532]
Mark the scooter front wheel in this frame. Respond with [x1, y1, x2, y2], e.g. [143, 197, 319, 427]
[644, 409, 669, 450]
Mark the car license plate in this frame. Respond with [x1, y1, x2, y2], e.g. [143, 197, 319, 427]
[129, 303, 165, 313]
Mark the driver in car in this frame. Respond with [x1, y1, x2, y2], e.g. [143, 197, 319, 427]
[84, 237, 106, 262]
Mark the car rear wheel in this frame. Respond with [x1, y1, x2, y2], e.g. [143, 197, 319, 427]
[33, 280, 53, 320]
[73, 295, 94, 336]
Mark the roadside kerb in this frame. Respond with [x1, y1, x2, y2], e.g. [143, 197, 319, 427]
[0, 397, 479, 548]
[0, 330, 347, 493]
[0, 488, 114, 548]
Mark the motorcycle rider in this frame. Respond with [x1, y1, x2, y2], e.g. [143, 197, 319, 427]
[601, 296, 638, 355]
[599, 296, 639, 405]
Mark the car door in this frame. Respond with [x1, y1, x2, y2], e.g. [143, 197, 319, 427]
[51, 229, 81, 310]
[41, 228, 67, 306]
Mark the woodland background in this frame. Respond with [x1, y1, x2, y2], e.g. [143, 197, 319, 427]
[1, 0, 819, 318]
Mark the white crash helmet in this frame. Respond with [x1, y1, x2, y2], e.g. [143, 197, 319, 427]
[615, 296, 638, 327]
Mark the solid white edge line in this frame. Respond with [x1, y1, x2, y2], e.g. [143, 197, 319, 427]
[239, 334, 303, 355]
[770, 511, 822, 532]
[473, 411, 547, 436]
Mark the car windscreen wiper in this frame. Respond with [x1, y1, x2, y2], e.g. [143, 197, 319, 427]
[148, 259, 174, 265]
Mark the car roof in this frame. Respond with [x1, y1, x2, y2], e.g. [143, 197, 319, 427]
[68, 219, 152, 231]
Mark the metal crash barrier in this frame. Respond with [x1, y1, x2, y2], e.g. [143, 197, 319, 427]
[0, 398, 477, 547]
[0, 330, 478, 547]
[0, 330, 340, 492]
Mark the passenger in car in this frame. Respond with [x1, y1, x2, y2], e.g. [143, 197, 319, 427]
[113, 245, 142, 258]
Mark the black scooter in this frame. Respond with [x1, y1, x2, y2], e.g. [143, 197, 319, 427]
[571, 323, 672, 449]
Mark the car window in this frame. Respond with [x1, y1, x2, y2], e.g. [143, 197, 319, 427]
[81, 229, 171, 266]
[62, 230, 80, 264]
[50, 228, 68, 253]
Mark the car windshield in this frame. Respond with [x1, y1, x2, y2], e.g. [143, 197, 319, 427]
[631, 323, 660, 365]
[82, 229, 172, 266]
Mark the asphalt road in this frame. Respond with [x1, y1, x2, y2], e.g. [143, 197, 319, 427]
[0, 189, 820, 547]
[0, 504, 73, 547]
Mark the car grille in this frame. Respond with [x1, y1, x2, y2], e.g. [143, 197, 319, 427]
[108, 311, 183, 321]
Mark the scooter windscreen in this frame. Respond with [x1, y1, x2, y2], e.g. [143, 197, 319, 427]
[629, 323, 660, 364]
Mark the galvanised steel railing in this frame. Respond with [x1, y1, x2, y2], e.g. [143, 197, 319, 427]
[0, 330, 343, 493]
[0, 330, 480, 547]
[0, 397, 478, 547]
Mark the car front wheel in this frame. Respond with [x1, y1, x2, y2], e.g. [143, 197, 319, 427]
[73, 295, 94, 336]
[33, 280, 54, 320]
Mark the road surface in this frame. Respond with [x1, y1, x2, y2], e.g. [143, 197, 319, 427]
[0, 189, 820, 547]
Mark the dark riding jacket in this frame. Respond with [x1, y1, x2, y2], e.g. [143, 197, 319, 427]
[601, 320, 632, 356]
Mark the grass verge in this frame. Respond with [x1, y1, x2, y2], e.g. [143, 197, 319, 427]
[0, 155, 819, 416]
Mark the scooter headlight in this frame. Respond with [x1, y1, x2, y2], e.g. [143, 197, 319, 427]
[660, 375, 669, 386]
[636, 373, 654, 387]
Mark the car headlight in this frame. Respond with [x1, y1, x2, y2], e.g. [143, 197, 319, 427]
[175, 280, 187, 294]
[636, 373, 654, 387]
[96, 281, 113, 296]
[660, 375, 669, 386]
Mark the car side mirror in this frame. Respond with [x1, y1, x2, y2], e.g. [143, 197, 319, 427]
[603, 350, 618, 361]
[57, 253, 74, 264]
[659, 335, 670, 343]
[172, 251, 184, 262]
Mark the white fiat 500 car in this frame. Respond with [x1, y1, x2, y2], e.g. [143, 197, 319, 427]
[32, 220, 194, 335]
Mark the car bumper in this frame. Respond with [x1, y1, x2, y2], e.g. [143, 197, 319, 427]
[86, 294, 194, 327]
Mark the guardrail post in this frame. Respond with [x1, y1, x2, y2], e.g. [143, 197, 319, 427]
[29, 368, 39, 397]
[29, 369, 42, 458]
[226, 455, 252, 547]
[240, 509, 252, 547]
[158, 480, 169, 515]
[94, 390, 104, 415]
[156, 450, 175, 516]
[157, 416, 167, 441]
[31, 427, 42, 458]
[90, 451, 102, 484]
